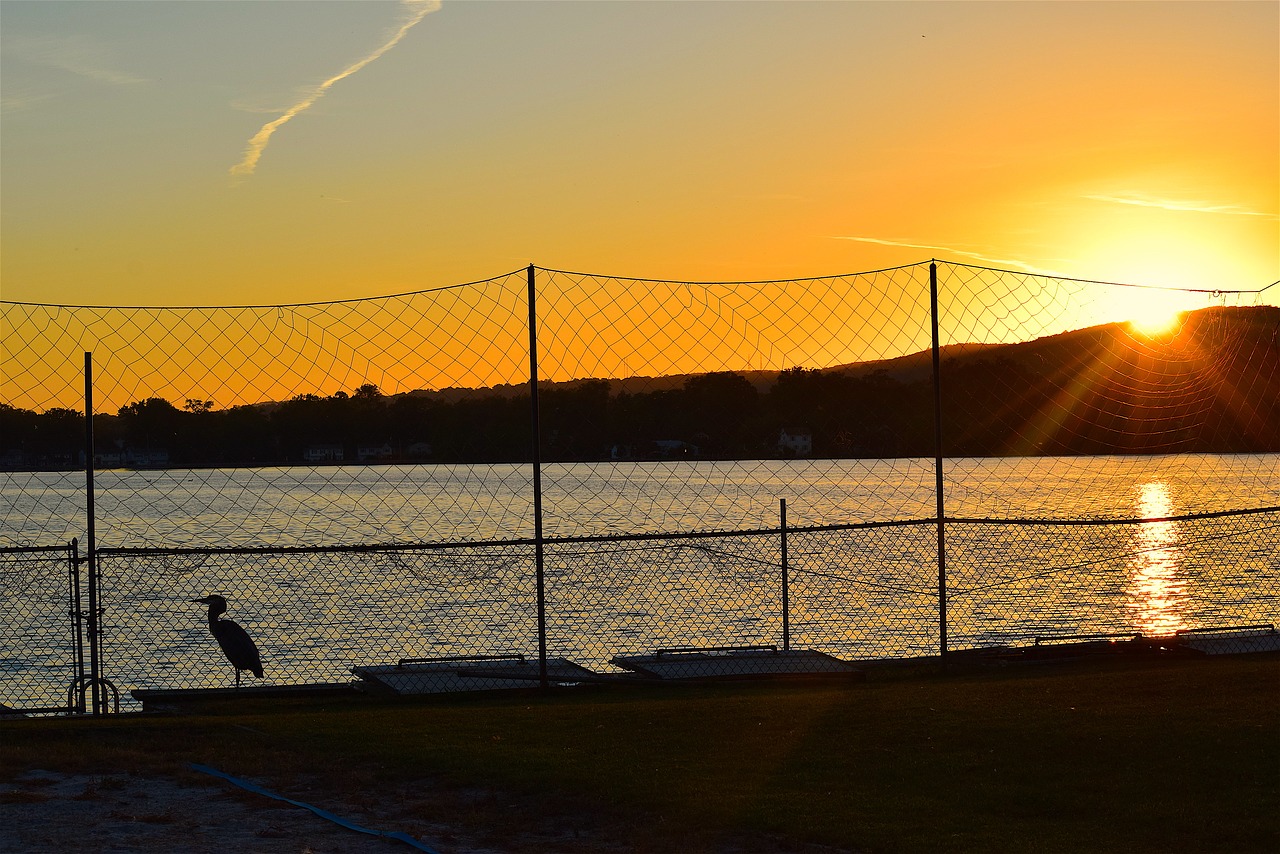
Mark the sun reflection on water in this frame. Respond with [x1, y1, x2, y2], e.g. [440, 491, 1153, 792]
[1126, 481, 1187, 636]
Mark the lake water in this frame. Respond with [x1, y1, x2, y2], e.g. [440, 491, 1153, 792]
[2, 455, 1278, 711]
[5, 454, 1278, 547]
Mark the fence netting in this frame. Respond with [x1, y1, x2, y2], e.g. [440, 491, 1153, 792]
[2, 260, 1277, 711]
[2, 269, 535, 548]
[933, 263, 1279, 517]
[0, 544, 84, 713]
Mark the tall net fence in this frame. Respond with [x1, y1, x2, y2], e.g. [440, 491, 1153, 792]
[2, 260, 1277, 712]
[932, 263, 1280, 519]
[2, 269, 535, 549]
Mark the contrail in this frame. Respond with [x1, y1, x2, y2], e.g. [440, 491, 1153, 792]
[830, 236, 1054, 274]
[1085, 194, 1277, 219]
[230, 0, 440, 179]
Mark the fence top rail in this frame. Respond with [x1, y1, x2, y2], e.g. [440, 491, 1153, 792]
[92, 517, 940, 558]
[947, 505, 1280, 527]
[6, 260, 1272, 311]
[95, 538, 543, 558]
[0, 544, 75, 555]
[0, 268, 528, 311]
[534, 260, 927, 286]
[64, 505, 1280, 559]
[542, 258, 1280, 295]
[86, 506, 1280, 558]
[934, 261, 1279, 295]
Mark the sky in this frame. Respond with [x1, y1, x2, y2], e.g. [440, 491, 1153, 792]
[1, 0, 1277, 308]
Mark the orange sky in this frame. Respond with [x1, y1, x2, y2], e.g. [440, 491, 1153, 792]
[2, 1, 1275, 309]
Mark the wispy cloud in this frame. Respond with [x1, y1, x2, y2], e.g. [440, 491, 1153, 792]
[3, 34, 146, 86]
[830, 236, 1055, 274]
[230, 0, 441, 179]
[0, 91, 55, 114]
[46, 58, 146, 86]
[1086, 194, 1278, 219]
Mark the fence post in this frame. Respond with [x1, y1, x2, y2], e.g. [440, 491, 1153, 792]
[83, 352, 104, 714]
[780, 499, 790, 652]
[68, 538, 86, 713]
[527, 265, 548, 688]
[929, 262, 948, 668]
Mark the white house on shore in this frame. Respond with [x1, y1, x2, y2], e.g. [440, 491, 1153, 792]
[304, 444, 344, 462]
[357, 441, 394, 462]
[125, 447, 170, 467]
[87, 444, 168, 468]
[653, 439, 699, 458]
[777, 428, 813, 457]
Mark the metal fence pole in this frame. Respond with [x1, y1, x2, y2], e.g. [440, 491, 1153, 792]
[780, 499, 790, 652]
[83, 352, 103, 714]
[929, 262, 948, 667]
[68, 538, 86, 713]
[527, 265, 548, 688]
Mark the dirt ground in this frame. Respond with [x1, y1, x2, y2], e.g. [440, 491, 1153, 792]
[0, 764, 845, 854]
[0, 768, 531, 854]
[2, 766, 824, 854]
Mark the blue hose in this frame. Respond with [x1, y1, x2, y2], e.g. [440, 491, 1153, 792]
[189, 762, 441, 853]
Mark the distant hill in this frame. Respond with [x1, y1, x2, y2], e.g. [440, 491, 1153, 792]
[382, 303, 1279, 459]
[393, 338, 1004, 402]
[3, 304, 1275, 468]
[400, 304, 1276, 401]
[927, 305, 1280, 455]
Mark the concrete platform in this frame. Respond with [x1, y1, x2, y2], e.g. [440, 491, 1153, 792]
[610, 645, 864, 680]
[1174, 625, 1280, 656]
[131, 682, 359, 711]
[352, 655, 601, 695]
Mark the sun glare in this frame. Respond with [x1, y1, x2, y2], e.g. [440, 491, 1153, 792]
[1104, 285, 1190, 338]
[1127, 481, 1187, 636]
[1128, 304, 1183, 337]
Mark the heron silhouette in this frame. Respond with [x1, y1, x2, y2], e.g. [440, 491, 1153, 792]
[193, 594, 263, 688]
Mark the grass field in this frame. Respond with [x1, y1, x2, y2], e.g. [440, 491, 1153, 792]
[3, 654, 1278, 852]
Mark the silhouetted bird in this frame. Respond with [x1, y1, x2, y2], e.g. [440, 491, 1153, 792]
[193, 594, 263, 688]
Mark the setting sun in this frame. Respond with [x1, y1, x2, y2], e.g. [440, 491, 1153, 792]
[1102, 285, 1193, 338]
[1128, 305, 1184, 338]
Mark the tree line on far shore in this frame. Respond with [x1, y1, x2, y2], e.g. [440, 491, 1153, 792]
[2, 305, 1277, 469]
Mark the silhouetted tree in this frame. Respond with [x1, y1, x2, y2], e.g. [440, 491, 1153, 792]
[682, 372, 759, 457]
[118, 397, 182, 456]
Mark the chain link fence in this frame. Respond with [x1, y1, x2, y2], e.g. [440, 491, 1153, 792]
[0, 542, 88, 714]
[3, 261, 1278, 712]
